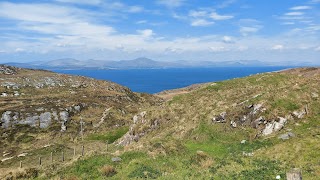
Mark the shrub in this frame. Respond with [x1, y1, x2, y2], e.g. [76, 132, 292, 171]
[128, 165, 161, 179]
[100, 165, 117, 177]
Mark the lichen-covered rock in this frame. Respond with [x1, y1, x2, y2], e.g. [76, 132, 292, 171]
[262, 117, 287, 136]
[1, 111, 12, 128]
[212, 112, 227, 123]
[59, 111, 69, 122]
[292, 110, 306, 119]
[39, 112, 52, 128]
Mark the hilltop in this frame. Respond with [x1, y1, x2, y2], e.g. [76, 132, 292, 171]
[0, 66, 319, 179]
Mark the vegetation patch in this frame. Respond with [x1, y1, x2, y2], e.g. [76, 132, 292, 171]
[128, 165, 161, 179]
[87, 126, 128, 143]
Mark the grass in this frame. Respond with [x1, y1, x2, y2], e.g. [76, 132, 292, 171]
[86, 126, 129, 143]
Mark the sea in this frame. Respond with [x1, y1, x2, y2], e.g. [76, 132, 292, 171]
[54, 67, 293, 94]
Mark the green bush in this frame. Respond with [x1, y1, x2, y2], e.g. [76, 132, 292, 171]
[128, 165, 161, 179]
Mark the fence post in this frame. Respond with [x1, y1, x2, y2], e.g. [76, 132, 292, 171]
[19, 161, 22, 168]
[39, 157, 42, 166]
[82, 145, 84, 156]
[287, 168, 302, 180]
[62, 152, 64, 162]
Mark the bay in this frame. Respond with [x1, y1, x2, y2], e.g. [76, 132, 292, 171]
[54, 67, 292, 94]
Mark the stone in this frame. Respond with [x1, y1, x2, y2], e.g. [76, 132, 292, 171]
[311, 92, 318, 98]
[39, 112, 52, 128]
[61, 122, 67, 131]
[278, 133, 290, 140]
[1, 92, 8, 97]
[241, 140, 246, 144]
[276, 175, 281, 179]
[292, 110, 306, 119]
[262, 123, 274, 136]
[74, 105, 81, 112]
[1, 111, 12, 128]
[230, 120, 237, 128]
[133, 115, 139, 124]
[140, 111, 147, 118]
[111, 157, 122, 162]
[59, 111, 69, 122]
[252, 116, 265, 128]
[252, 104, 263, 114]
[273, 122, 284, 132]
[212, 112, 227, 123]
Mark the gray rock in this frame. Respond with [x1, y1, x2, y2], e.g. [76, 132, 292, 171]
[212, 112, 227, 123]
[262, 123, 274, 136]
[1, 93, 8, 97]
[74, 105, 81, 112]
[111, 157, 122, 162]
[52, 111, 59, 121]
[59, 111, 69, 122]
[278, 132, 295, 140]
[241, 140, 246, 144]
[230, 120, 237, 128]
[39, 112, 52, 128]
[133, 115, 139, 124]
[1, 111, 12, 128]
[292, 110, 306, 119]
[61, 122, 67, 131]
[20, 115, 39, 127]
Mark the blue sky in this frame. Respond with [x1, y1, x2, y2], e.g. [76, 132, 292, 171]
[0, 0, 319, 64]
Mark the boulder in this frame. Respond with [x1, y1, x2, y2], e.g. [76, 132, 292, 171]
[230, 120, 237, 128]
[39, 112, 52, 128]
[59, 111, 69, 122]
[212, 112, 227, 123]
[278, 132, 295, 140]
[262, 123, 274, 136]
[292, 110, 306, 119]
[1, 111, 12, 128]
[111, 157, 122, 162]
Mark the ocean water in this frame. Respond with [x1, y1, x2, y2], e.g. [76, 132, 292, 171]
[54, 67, 292, 94]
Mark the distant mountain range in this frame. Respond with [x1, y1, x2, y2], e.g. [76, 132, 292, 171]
[3, 57, 317, 70]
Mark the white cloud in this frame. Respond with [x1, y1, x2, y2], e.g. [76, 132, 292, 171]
[55, 0, 102, 5]
[15, 48, 26, 52]
[315, 46, 320, 51]
[136, 20, 147, 24]
[217, 0, 237, 8]
[290, 6, 312, 10]
[240, 27, 260, 36]
[128, 6, 144, 13]
[282, 22, 295, 25]
[189, 10, 207, 18]
[157, 0, 185, 8]
[210, 46, 227, 52]
[222, 36, 234, 43]
[137, 29, 154, 37]
[271, 45, 284, 50]
[191, 19, 214, 27]
[285, 12, 304, 16]
[210, 12, 234, 20]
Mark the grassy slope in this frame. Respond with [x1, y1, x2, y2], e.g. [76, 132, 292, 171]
[56, 68, 320, 179]
[0, 66, 162, 178]
[3, 69, 320, 179]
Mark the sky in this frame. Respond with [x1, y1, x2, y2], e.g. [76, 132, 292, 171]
[0, 0, 319, 64]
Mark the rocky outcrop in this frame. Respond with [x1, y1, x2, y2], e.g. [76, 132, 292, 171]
[0, 65, 18, 75]
[212, 112, 227, 123]
[0, 104, 85, 130]
[262, 117, 287, 136]
[117, 111, 159, 146]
